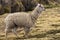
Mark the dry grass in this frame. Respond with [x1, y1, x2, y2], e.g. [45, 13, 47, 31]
[0, 7, 60, 40]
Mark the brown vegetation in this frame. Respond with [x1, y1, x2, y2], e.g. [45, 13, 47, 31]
[0, 0, 60, 14]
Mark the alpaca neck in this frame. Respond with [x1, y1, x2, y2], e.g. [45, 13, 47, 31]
[30, 8, 41, 23]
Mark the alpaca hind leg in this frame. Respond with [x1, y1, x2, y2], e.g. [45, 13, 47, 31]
[12, 28, 19, 38]
[5, 28, 9, 40]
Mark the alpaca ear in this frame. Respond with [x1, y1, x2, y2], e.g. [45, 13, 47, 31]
[38, 3, 40, 6]
[37, 3, 41, 7]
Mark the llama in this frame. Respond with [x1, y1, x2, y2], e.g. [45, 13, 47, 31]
[5, 3, 45, 40]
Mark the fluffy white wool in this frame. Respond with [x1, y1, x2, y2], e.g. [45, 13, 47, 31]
[5, 3, 45, 40]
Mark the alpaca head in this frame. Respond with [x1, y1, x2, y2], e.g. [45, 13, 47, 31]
[36, 3, 45, 13]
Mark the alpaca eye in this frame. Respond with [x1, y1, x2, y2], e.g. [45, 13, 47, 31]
[39, 5, 41, 7]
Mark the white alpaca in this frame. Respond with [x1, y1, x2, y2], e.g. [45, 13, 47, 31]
[5, 3, 45, 40]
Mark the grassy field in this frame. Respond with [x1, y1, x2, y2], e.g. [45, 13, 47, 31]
[0, 7, 60, 40]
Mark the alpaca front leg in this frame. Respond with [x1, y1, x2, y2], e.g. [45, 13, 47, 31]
[12, 28, 19, 38]
[24, 27, 30, 38]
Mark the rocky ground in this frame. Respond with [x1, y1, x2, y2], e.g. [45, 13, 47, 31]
[0, 7, 60, 40]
